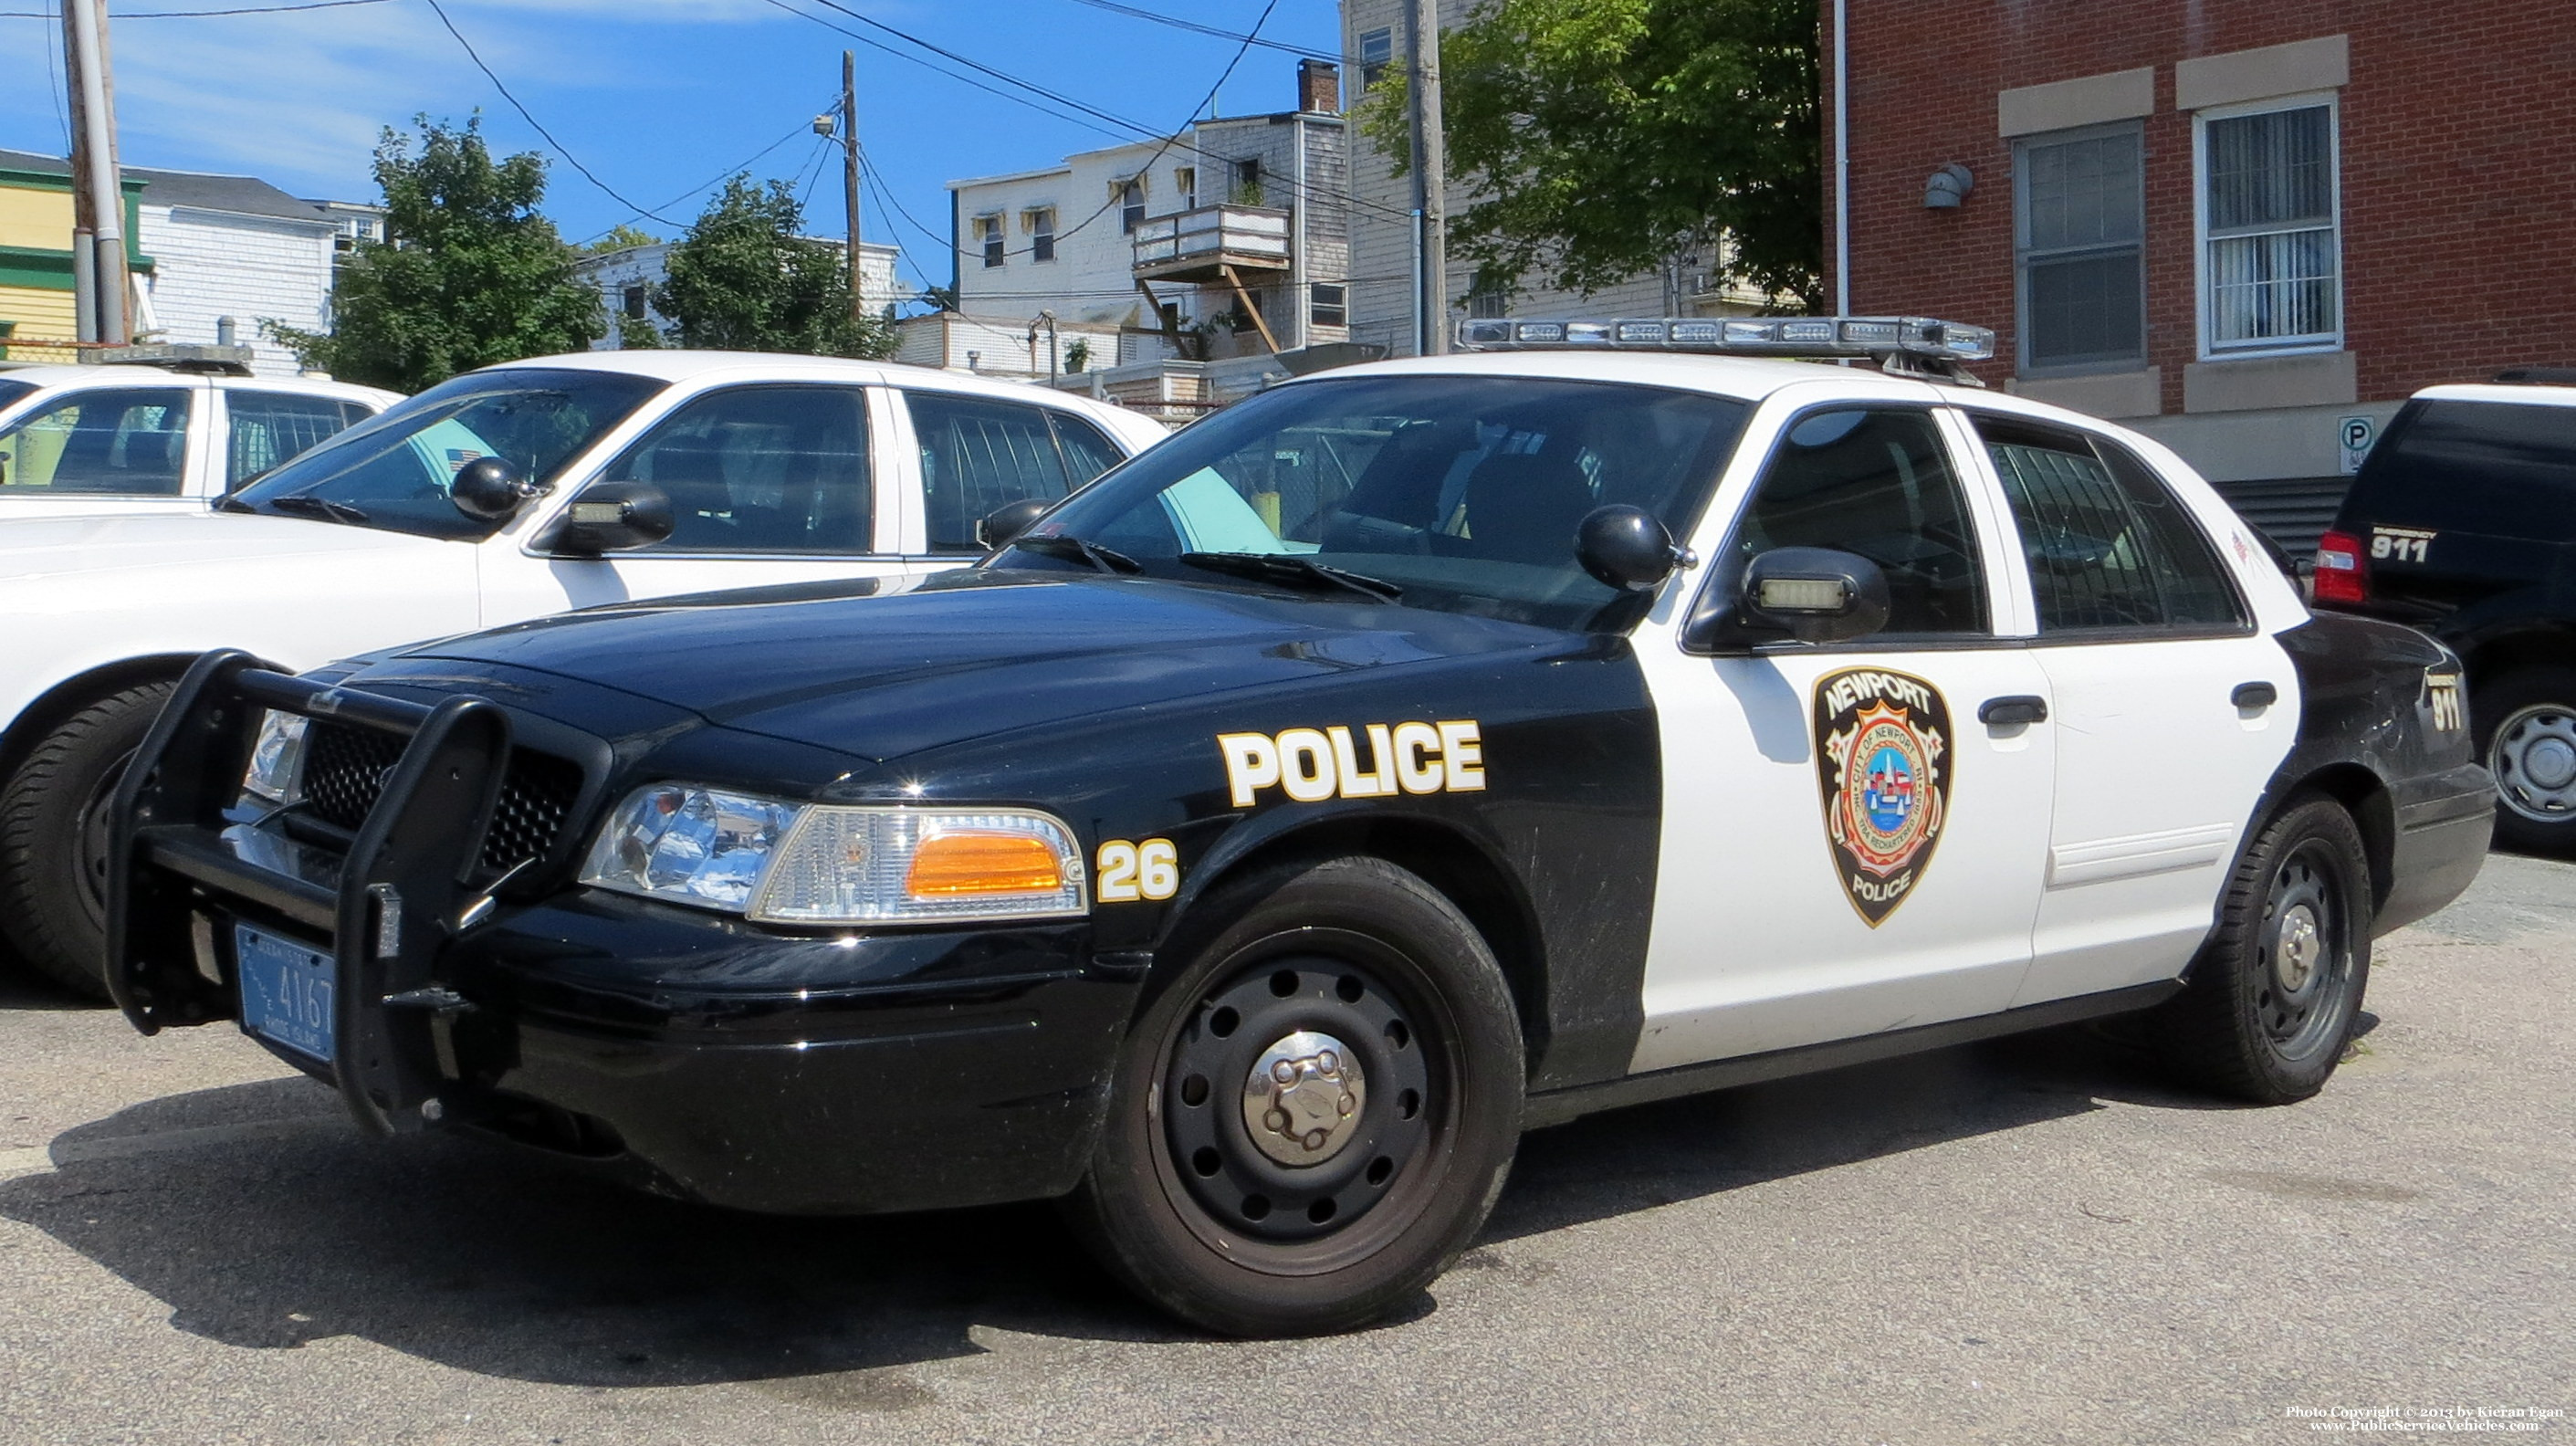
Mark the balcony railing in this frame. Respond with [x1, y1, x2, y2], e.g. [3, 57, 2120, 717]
[1132, 203, 1293, 283]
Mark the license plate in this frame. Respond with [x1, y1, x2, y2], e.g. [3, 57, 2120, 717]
[236, 923, 336, 1064]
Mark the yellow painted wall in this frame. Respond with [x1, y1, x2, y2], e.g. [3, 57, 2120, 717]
[0, 284, 77, 351]
[0, 183, 76, 253]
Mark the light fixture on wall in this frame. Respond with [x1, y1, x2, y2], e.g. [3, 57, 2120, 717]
[1924, 163, 1974, 209]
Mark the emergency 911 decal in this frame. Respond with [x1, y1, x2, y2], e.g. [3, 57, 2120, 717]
[1813, 669, 1953, 927]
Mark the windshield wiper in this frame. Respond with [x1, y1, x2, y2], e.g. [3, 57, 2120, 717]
[214, 494, 258, 514]
[1012, 532, 1141, 574]
[264, 493, 372, 526]
[1178, 551, 1403, 602]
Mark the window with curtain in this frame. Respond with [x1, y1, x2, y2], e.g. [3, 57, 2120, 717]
[2200, 101, 2339, 352]
[2016, 126, 2145, 371]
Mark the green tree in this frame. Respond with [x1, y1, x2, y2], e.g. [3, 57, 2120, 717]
[271, 116, 604, 390]
[583, 224, 661, 254]
[654, 176, 895, 359]
[1366, 0, 1821, 310]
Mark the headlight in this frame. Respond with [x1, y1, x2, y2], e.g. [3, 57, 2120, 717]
[242, 711, 309, 804]
[578, 783, 1088, 925]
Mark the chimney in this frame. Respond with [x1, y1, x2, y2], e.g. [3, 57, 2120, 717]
[1298, 58, 1342, 115]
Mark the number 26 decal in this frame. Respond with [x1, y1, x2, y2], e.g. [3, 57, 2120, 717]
[1097, 838, 1179, 902]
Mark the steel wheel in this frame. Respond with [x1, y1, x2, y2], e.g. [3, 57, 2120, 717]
[1157, 939, 1443, 1268]
[2489, 702, 2576, 825]
[2255, 842, 2351, 1062]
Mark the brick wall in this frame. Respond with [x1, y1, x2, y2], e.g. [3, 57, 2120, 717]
[1826, 0, 2576, 405]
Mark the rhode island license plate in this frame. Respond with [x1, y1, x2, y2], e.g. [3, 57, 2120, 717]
[236, 923, 336, 1064]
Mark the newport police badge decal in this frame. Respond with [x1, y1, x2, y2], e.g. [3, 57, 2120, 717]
[1812, 668, 1953, 927]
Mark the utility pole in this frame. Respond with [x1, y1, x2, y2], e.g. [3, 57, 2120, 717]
[1406, 0, 1447, 355]
[843, 49, 864, 322]
[64, 0, 130, 345]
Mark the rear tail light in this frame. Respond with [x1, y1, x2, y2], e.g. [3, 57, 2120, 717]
[2314, 529, 2368, 604]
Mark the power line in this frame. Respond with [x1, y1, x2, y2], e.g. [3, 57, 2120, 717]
[758, 0, 1408, 231]
[1058, 0, 1336, 62]
[0, 0, 391, 16]
[418, 0, 683, 225]
[40, 2, 68, 152]
[571, 111, 830, 246]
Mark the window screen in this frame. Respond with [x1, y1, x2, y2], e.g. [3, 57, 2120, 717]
[2203, 103, 2338, 350]
[601, 385, 872, 554]
[0, 386, 191, 495]
[2016, 127, 2144, 370]
[909, 393, 1081, 552]
[1976, 415, 2246, 631]
[226, 391, 354, 488]
[1729, 409, 1987, 635]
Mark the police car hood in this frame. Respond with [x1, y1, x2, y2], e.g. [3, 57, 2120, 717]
[399, 571, 1566, 763]
[0, 508, 449, 578]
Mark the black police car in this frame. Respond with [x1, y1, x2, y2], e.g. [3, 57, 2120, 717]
[108, 318, 2492, 1336]
[2314, 379, 2576, 850]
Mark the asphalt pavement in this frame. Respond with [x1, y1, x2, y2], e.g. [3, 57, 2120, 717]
[2, 854, 2568, 1445]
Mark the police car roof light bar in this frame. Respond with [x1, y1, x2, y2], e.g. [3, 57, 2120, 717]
[1454, 316, 1996, 384]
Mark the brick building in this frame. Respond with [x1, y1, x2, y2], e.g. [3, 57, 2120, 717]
[1824, 2, 2576, 548]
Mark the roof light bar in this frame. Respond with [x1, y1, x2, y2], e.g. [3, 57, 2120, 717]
[1454, 315, 1996, 365]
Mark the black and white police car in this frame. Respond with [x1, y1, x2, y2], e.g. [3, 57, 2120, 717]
[107, 316, 2493, 1336]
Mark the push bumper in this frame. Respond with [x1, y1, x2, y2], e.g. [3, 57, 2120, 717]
[107, 651, 1138, 1215]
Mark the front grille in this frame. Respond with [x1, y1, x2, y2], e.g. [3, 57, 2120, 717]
[300, 719, 585, 874]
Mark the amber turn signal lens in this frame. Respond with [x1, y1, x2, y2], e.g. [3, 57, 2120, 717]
[904, 831, 1067, 896]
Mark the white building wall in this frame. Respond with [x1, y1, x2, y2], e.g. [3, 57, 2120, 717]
[894, 311, 1127, 380]
[135, 204, 336, 378]
[951, 110, 1348, 352]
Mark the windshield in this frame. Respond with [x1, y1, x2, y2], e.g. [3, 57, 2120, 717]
[230, 368, 665, 539]
[996, 375, 1749, 630]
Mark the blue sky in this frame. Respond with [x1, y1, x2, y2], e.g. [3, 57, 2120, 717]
[0, 0, 1343, 301]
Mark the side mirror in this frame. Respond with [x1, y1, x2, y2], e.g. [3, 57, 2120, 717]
[1576, 505, 1692, 592]
[451, 456, 543, 523]
[979, 497, 1051, 550]
[1684, 547, 1891, 650]
[540, 481, 675, 555]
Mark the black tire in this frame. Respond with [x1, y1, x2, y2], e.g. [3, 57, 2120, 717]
[2474, 664, 2576, 854]
[2152, 795, 2372, 1105]
[1062, 855, 1524, 1337]
[0, 682, 175, 1000]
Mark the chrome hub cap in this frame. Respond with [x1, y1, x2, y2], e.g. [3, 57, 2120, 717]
[1242, 1031, 1366, 1166]
[2493, 705, 2576, 822]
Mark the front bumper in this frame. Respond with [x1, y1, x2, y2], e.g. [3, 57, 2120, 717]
[108, 652, 1139, 1215]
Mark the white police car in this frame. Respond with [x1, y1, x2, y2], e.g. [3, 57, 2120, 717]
[109, 318, 2491, 1336]
[0, 350, 1166, 996]
[0, 358, 396, 518]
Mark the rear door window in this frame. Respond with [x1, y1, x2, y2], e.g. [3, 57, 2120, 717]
[1974, 414, 2246, 632]
[226, 391, 361, 488]
[909, 393, 1089, 553]
[0, 386, 193, 496]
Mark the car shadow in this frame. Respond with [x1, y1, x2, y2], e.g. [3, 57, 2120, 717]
[0, 1019, 2221, 1384]
[0, 942, 93, 1012]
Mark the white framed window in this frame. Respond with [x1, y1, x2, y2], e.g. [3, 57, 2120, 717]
[2014, 121, 2146, 372]
[975, 215, 1005, 269]
[1174, 166, 1197, 210]
[1358, 27, 1392, 90]
[1024, 207, 1056, 264]
[2194, 94, 2340, 357]
[1309, 283, 1347, 328]
[1118, 177, 1147, 235]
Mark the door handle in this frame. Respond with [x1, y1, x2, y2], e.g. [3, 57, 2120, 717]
[2233, 681, 2278, 709]
[1978, 695, 2048, 727]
